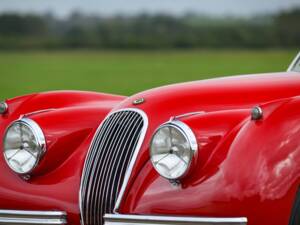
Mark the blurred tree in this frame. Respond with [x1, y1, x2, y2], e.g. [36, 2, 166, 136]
[275, 9, 300, 47]
[0, 14, 47, 36]
[0, 8, 299, 50]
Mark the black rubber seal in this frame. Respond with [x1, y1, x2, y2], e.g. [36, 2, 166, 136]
[289, 187, 300, 225]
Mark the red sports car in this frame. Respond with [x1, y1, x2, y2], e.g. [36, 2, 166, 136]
[0, 52, 300, 225]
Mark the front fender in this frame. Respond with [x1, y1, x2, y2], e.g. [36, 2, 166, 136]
[0, 91, 125, 224]
[122, 97, 300, 225]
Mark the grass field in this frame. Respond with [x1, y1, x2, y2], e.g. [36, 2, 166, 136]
[0, 49, 298, 100]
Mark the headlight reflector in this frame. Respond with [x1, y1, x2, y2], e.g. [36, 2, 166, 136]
[3, 118, 46, 174]
[150, 120, 197, 180]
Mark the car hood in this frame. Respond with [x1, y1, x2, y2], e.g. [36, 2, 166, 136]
[118, 71, 300, 116]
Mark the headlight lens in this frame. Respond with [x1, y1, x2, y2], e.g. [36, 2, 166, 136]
[3, 118, 46, 174]
[150, 120, 197, 180]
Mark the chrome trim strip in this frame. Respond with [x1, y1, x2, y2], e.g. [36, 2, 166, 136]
[171, 111, 205, 120]
[0, 210, 67, 224]
[104, 214, 247, 225]
[22, 108, 56, 118]
[79, 108, 148, 218]
[287, 51, 300, 72]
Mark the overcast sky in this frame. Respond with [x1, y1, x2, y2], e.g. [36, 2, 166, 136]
[1, 0, 300, 17]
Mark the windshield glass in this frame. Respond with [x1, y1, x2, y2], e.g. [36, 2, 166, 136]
[291, 53, 300, 72]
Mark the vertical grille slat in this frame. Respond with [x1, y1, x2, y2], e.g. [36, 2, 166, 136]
[80, 109, 147, 225]
[113, 119, 143, 198]
[93, 113, 128, 222]
[105, 117, 143, 212]
[101, 113, 139, 214]
[86, 113, 122, 225]
[95, 112, 136, 225]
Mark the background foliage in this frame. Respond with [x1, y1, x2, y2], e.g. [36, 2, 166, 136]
[0, 8, 299, 49]
[0, 8, 299, 99]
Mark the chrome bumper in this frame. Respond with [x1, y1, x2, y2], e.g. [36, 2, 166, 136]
[0, 210, 67, 224]
[104, 214, 247, 225]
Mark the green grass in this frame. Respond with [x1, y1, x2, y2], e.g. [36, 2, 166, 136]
[0, 49, 297, 100]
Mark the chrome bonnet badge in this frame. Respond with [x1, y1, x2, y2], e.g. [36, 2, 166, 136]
[133, 98, 145, 105]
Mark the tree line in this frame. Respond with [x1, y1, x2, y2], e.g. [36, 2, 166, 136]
[0, 8, 299, 50]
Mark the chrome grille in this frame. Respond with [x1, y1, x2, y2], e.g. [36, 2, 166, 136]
[80, 109, 147, 225]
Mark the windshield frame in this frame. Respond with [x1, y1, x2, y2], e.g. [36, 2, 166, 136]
[288, 52, 300, 72]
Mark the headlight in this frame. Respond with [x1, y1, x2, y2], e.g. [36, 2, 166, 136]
[3, 118, 46, 174]
[150, 120, 198, 180]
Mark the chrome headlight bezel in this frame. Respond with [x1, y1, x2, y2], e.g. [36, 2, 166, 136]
[150, 120, 198, 180]
[3, 118, 46, 175]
